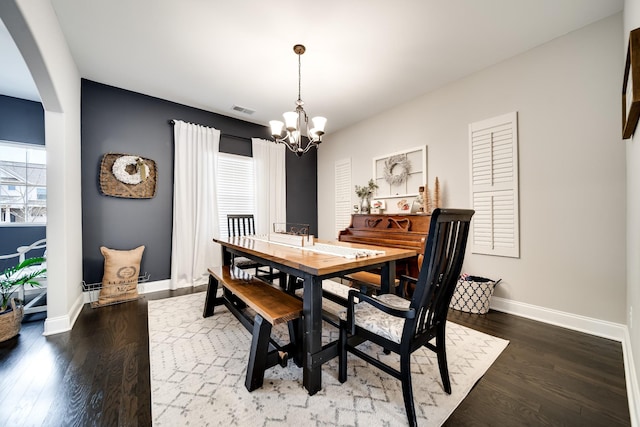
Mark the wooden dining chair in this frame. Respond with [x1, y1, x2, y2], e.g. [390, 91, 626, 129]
[226, 214, 276, 281]
[338, 208, 474, 427]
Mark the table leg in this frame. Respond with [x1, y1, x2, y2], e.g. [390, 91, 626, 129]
[380, 260, 397, 295]
[222, 246, 232, 266]
[302, 274, 323, 395]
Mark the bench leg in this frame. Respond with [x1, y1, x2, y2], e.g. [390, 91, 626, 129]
[203, 274, 222, 318]
[245, 314, 272, 392]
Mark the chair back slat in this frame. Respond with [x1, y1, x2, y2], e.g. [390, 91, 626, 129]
[227, 214, 256, 237]
[404, 209, 474, 343]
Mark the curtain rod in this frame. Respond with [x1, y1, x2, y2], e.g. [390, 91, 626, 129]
[168, 119, 251, 142]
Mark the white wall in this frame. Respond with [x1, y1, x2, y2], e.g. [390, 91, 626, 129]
[624, 0, 640, 422]
[0, 0, 83, 334]
[319, 14, 625, 323]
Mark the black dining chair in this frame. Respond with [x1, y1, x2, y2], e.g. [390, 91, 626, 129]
[338, 208, 475, 427]
[227, 214, 277, 281]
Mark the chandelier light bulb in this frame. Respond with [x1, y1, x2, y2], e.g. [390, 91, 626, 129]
[269, 120, 284, 138]
[283, 111, 298, 131]
[311, 116, 327, 135]
[290, 130, 301, 145]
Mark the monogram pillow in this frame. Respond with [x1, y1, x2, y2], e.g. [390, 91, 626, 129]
[98, 245, 145, 306]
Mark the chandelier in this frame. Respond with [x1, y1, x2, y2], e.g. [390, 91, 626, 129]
[269, 44, 327, 157]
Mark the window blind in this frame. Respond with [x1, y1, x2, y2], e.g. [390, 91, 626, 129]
[217, 153, 255, 239]
[469, 112, 519, 258]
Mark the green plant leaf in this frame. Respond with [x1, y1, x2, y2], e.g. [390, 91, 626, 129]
[0, 257, 46, 311]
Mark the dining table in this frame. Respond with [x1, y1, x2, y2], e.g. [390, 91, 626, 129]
[204, 235, 417, 396]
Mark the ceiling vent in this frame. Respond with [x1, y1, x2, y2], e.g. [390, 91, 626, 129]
[231, 105, 255, 115]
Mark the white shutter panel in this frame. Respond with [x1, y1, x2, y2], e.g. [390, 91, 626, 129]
[335, 158, 352, 238]
[469, 112, 519, 257]
[217, 153, 255, 239]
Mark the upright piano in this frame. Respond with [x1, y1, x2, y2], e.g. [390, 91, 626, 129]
[338, 213, 431, 293]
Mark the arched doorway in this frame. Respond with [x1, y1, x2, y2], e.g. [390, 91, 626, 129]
[0, 0, 83, 335]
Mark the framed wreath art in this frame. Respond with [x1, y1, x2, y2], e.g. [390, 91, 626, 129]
[99, 153, 157, 199]
[373, 146, 427, 199]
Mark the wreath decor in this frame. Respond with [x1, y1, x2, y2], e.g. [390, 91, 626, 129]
[112, 155, 150, 185]
[383, 155, 411, 186]
[99, 153, 157, 199]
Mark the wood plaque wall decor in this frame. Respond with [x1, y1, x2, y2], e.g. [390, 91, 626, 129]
[623, 27, 640, 139]
[99, 153, 157, 199]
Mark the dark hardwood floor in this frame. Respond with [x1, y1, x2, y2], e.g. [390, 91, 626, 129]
[445, 310, 630, 426]
[0, 288, 631, 426]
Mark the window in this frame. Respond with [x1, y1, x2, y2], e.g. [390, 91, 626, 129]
[216, 153, 255, 239]
[0, 141, 46, 225]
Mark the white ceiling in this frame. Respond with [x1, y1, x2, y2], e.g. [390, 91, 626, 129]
[0, 0, 624, 133]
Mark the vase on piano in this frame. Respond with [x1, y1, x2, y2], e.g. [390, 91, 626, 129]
[360, 197, 370, 214]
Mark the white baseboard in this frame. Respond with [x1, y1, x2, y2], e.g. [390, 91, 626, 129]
[137, 279, 204, 293]
[490, 296, 637, 427]
[139, 279, 172, 294]
[43, 292, 84, 336]
[490, 296, 625, 341]
[622, 327, 640, 427]
[81, 278, 185, 305]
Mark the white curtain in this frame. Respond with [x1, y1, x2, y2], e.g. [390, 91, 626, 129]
[171, 120, 222, 289]
[252, 138, 286, 234]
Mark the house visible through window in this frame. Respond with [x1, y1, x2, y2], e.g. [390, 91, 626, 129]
[216, 152, 255, 238]
[0, 141, 47, 225]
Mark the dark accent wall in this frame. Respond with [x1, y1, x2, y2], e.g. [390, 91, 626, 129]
[81, 80, 317, 284]
[0, 95, 46, 259]
[286, 148, 318, 236]
[0, 95, 45, 145]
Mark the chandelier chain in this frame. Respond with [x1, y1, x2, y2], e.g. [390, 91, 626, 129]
[298, 53, 302, 103]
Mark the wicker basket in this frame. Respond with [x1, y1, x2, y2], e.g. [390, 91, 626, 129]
[450, 276, 501, 314]
[0, 299, 24, 342]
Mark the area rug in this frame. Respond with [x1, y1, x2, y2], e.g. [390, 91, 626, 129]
[149, 292, 508, 426]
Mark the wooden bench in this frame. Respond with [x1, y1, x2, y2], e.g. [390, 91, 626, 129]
[204, 265, 302, 391]
[342, 271, 400, 294]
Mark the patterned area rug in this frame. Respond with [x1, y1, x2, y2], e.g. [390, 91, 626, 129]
[149, 292, 508, 426]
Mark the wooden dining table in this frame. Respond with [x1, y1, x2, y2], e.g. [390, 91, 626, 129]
[204, 236, 416, 396]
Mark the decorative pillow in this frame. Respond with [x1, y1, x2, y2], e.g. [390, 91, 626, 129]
[98, 245, 145, 306]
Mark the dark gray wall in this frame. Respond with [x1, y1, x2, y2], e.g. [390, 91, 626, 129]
[286, 148, 318, 236]
[0, 94, 45, 145]
[81, 80, 317, 284]
[0, 95, 46, 260]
